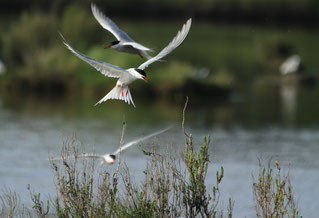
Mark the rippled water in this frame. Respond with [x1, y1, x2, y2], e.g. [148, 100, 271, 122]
[0, 94, 319, 217]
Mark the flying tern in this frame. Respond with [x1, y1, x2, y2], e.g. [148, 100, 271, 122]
[50, 127, 171, 165]
[59, 18, 191, 107]
[91, 3, 153, 59]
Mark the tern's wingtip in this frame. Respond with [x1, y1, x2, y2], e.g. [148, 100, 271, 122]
[91, 2, 97, 10]
[57, 31, 63, 38]
[58, 31, 67, 43]
[163, 126, 173, 132]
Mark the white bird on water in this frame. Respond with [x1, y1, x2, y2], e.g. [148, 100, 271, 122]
[59, 18, 191, 107]
[91, 3, 153, 59]
[279, 55, 301, 75]
[51, 127, 171, 165]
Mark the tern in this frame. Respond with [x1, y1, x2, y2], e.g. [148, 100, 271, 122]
[279, 55, 301, 75]
[51, 127, 171, 165]
[59, 18, 191, 107]
[91, 3, 153, 59]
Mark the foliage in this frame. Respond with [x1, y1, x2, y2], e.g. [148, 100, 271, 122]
[253, 159, 301, 218]
[182, 133, 229, 217]
[1, 4, 319, 97]
[0, 135, 302, 217]
[45, 127, 232, 217]
[0, 119, 234, 217]
[1, 12, 58, 74]
[28, 185, 50, 217]
[0, 189, 32, 218]
[0, 189, 20, 217]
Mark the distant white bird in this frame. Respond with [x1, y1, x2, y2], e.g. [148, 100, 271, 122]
[51, 127, 171, 165]
[279, 55, 301, 75]
[0, 60, 6, 75]
[59, 18, 191, 107]
[91, 3, 153, 59]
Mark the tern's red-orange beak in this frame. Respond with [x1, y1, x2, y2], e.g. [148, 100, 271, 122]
[143, 76, 148, 83]
[104, 45, 111, 49]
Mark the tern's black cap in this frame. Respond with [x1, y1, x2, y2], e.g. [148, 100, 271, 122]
[111, 41, 120, 45]
[135, 68, 147, 77]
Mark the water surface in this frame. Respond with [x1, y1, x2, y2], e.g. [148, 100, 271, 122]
[1, 93, 319, 217]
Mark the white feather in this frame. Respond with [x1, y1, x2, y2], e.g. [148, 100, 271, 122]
[59, 32, 125, 78]
[49, 127, 171, 164]
[113, 126, 171, 154]
[138, 18, 192, 70]
[95, 85, 136, 107]
[91, 3, 133, 42]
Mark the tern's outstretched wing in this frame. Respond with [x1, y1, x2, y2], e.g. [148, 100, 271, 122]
[49, 153, 103, 161]
[138, 18, 192, 70]
[59, 32, 125, 78]
[113, 127, 171, 155]
[91, 3, 134, 42]
[121, 41, 154, 52]
[79, 153, 104, 159]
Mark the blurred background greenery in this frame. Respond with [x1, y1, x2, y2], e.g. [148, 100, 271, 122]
[0, 0, 319, 126]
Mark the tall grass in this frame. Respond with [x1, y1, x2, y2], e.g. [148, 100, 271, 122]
[1, 131, 302, 217]
[253, 159, 301, 218]
[45, 117, 233, 217]
[0, 133, 302, 217]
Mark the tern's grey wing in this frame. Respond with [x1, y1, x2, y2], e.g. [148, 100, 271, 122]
[91, 3, 134, 42]
[113, 127, 171, 155]
[79, 153, 104, 159]
[59, 32, 126, 78]
[121, 41, 154, 52]
[138, 18, 192, 70]
[49, 153, 103, 161]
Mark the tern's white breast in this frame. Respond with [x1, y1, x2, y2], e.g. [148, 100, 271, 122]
[118, 69, 139, 86]
[103, 154, 115, 164]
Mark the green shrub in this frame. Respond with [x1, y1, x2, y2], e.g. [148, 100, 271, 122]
[1, 12, 58, 74]
[253, 159, 301, 218]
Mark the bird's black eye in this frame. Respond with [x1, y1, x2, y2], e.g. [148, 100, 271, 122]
[110, 154, 116, 160]
[111, 41, 120, 45]
[135, 68, 147, 77]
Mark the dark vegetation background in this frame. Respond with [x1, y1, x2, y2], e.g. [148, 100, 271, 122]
[0, 0, 318, 104]
[2, 0, 319, 25]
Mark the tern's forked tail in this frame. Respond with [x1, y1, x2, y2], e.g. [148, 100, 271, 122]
[94, 85, 136, 107]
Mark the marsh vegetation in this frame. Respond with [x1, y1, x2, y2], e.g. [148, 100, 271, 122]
[0, 132, 301, 217]
[0, 112, 302, 217]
